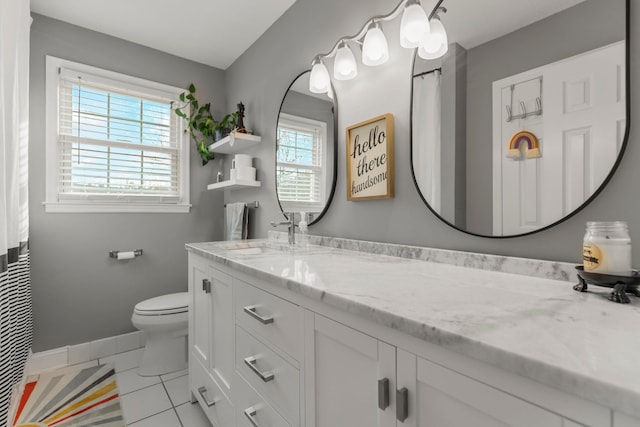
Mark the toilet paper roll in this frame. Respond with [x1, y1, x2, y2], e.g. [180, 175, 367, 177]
[236, 167, 256, 181]
[117, 251, 136, 260]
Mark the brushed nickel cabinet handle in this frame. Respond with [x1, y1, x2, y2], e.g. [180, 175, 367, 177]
[378, 378, 390, 410]
[243, 305, 274, 324]
[244, 406, 259, 427]
[396, 387, 408, 422]
[202, 279, 211, 294]
[244, 356, 275, 382]
[197, 386, 216, 407]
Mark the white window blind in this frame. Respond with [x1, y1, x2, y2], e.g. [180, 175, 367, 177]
[57, 68, 181, 201]
[277, 115, 325, 212]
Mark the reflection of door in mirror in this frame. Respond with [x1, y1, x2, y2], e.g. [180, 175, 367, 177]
[492, 42, 625, 235]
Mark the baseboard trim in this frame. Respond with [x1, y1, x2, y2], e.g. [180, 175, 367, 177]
[25, 330, 145, 374]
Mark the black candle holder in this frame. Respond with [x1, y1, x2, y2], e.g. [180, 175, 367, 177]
[574, 266, 640, 303]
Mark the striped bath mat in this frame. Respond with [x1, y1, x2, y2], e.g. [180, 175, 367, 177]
[10, 363, 124, 427]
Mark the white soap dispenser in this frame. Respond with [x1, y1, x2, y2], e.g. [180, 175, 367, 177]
[298, 212, 309, 248]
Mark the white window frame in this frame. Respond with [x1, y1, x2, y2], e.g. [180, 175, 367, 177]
[277, 113, 327, 213]
[44, 55, 190, 213]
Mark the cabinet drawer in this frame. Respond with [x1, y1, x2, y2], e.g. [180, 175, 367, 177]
[235, 278, 302, 361]
[236, 325, 300, 426]
[235, 373, 291, 427]
[190, 356, 234, 427]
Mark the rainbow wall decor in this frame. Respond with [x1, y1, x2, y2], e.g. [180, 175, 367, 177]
[507, 130, 541, 159]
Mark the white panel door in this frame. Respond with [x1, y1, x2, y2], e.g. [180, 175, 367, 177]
[398, 350, 564, 427]
[493, 41, 624, 235]
[543, 41, 625, 221]
[305, 313, 396, 427]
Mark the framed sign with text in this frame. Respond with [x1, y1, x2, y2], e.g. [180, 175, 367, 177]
[346, 113, 394, 200]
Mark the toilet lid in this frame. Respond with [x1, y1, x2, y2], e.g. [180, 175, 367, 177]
[134, 292, 189, 315]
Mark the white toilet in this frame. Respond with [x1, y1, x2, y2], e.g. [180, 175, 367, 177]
[131, 292, 189, 376]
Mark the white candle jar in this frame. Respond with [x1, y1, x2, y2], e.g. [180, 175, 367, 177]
[583, 221, 632, 276]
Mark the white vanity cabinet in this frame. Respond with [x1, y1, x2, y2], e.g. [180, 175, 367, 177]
[397, 350, 564, 427]
[304, 313, 586, 427]
[188, 253, 235, 425]
[304, 313, 396, 427]
[233, 278, 304, 427]
[187, 246, 630, 427]
[614, 412, 640, 427]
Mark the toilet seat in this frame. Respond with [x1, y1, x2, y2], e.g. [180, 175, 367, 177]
[134, 292, 189, 316]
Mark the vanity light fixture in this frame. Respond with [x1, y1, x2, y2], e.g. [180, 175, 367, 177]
[309, 57, 331, 93]
[307, 0, 446, 93]
[334, 41, 358, 80]
[418, 8, 448, 59]
[362, 21, 389, 66]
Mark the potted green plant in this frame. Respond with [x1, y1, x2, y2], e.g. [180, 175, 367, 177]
[174, 84, 238, 166]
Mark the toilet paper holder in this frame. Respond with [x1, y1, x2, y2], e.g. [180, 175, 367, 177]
[109, 249, 143, 258]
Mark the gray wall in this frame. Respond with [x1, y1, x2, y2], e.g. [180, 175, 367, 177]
[224, 0, 640, 267]
[465, 0, 626, 234]
[30, 14, 227, 351]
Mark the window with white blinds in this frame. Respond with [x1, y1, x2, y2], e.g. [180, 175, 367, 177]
[276, 114, 326, 212]
[45, 56, 189, 213]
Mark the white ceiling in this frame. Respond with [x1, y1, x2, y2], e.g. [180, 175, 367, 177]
[29, 0, 298, 70]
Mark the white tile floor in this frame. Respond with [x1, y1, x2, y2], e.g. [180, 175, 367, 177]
[74, 348, 211, 427]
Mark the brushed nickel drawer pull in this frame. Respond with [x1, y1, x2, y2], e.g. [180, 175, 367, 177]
[197, 386, 216, 407]
[244, 305, 274, 324]
[396, 387, 408, 422]
[244, 356, 275, 382]
[244, 406, 259, 427]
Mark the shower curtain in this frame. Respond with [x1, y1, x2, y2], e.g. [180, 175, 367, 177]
[0, 0, 33, 424]
[412, 70, 442, 214]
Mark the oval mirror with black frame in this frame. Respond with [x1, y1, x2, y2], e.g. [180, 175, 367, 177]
[276, 70, 338, 225]
[410, 0, 629, 237]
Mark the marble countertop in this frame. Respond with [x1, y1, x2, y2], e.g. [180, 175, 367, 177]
[186, 238, 640, 417]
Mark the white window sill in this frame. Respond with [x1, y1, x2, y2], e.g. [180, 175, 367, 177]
[43, 202, 191, 213]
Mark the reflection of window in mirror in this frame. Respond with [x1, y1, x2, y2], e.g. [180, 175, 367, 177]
[277, 113, 327, 214]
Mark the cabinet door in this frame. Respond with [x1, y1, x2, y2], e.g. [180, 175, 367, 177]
[397, 350, 564, 427]
[210, 267, 234, 396]
[614, 412, 640, 427]
[305, 313, 396, 427]
[189, 257, 212, 370]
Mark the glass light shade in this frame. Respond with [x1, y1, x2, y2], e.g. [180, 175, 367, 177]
[327, 87, 334, 100]
[334, 42, 358, 80]
[418, 39, 448, 59]
[362, 25, 389, 66]
[309, 60, 331, 93]
[400, 3, 430, 48]
[418, 18, 448, 59]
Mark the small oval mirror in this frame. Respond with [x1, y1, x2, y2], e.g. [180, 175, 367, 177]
[276, 70, 338, 224]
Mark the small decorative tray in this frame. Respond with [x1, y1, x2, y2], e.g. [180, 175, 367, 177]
[574, 265, 640, 303]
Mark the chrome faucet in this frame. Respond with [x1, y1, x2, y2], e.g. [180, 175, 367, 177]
[270, 213, 296, 245]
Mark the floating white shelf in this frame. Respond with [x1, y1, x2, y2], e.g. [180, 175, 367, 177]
[207, 178, 261, 191]
[208, 132, 261, 154]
